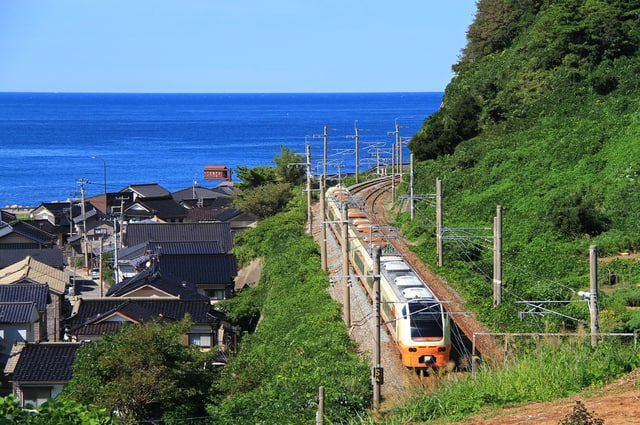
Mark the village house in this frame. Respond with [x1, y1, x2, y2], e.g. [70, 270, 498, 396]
[0, 257, 70, 342]
[4, 342, 80, 407]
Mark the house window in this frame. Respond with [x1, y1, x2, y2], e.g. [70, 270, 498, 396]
[189, 334, 212, 348]
[204, 289, 226, 300]
[22, 388, 51, 408]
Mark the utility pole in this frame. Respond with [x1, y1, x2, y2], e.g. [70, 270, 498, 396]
[589, 245, 599, 347]
[354, 124, 360, 184]
[306, 143, 313, 233]
[436, 178, 443, 267]
[112, 216, 120, 284]
[99, 237, 104, 297]
[323, 124, 328, 182]
[391, 143, 396, 201]
[342, 204, 351, 327]
[409, 153, 415, 220]
[372, 246, 382, 411]
[78, 178, 89, 272]
[320, 175, 327, 271]
[316, 386, 324, 425]
[493, 205, 503, 307]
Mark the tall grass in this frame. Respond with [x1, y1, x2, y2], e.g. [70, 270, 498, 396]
[354, 337, 639, 424]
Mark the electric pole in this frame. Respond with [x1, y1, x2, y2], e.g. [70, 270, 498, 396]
[409, 153, 415, 220]
[320, 175, 327, 271]
[354, 123, 360, 184]
[342, 203, 350, 328]
[590, 245, 599, 347]
[372, 246, 382, 411]
[436, 178, 443, 267]
[77, 178, 89, 272]
[493, 205, 503, 307]
[306, 143, 313, 233]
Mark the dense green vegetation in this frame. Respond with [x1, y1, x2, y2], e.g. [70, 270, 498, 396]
[210, 198, 372, 424]
[405, 0, 640, 335]
[0, 395, 113, 424]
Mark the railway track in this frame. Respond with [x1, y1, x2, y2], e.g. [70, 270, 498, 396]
[346, 177, 501, 366]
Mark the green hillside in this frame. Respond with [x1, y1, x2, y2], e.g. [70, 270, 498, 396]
[406, 0, 640, 333]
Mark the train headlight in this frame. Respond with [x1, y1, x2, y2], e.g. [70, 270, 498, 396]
[420, 355, 436, 364]
[408, 347, 417, 352]
[438, 347, 447, 352]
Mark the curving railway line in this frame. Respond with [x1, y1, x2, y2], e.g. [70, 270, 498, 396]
[333, 176, 500, 367]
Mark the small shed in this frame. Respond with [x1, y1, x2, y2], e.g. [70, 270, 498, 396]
[204, 165, 232, 181]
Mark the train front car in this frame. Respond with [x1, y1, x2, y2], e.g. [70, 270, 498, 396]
[395, 298, 451, 369]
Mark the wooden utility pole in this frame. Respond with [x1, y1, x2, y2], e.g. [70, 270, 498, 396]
[436, 178, 443, 267]
[493, 205, 503, 307]
[589, 245, 599, 347]
[342, 204, 350, 327]
[372, 246, 382, 411]
[320, 176, 327, 271]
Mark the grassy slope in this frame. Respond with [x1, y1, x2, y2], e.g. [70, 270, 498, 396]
[405, 1, 640, 333]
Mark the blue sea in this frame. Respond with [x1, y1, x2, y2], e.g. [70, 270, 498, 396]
[0, 92, 442, 207]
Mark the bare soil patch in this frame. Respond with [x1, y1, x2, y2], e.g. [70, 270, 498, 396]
[450, 369, 640, 424]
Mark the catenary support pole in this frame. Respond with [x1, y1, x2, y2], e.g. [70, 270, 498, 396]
[306, 143, 312, 233]
[436, 178, 443, 267]
[342, 203, 350, 328]
[493, 205, 503, 307]
[590, 245, 599, 347]
[316, 386, 324, 425]
[320, 176, 327, 271]
[355, 124, 360, 184]
[323, 124, 328, 182]
[410, 153, 415, 220]
[373, 246, 382, 411]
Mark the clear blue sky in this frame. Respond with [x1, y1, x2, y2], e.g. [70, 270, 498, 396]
[0, 1, 477, 93]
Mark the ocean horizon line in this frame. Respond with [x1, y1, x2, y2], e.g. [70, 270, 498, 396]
[0, 90, 444, 96]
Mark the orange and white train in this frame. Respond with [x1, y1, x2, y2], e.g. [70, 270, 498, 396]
[326, 185, 451, 369]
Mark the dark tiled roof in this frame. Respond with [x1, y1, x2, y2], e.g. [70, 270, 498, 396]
[0, 221, 56, 246]
[106, 268, 208, 300]
[124, 222, 233, 251]
[1, 211, 17, 223]
[159, 255, 237, 284]
[0, 283, 49, 311]
[147, 241, 223, 255]
[114, 242, 147, 260]
[65, 298, 216, 327]
[0, 247, 66, 269]
[122, 183, 172, 199]
[0, 302, 38, 324]
[11, 343, 80, 382]
[125, 199, 189, 220]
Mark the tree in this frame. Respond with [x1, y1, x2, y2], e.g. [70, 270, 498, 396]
[233, 182, 294, 219]
[61, 318, 221, 422]
[273, 145, 305, 185]
[235, 165, 276, 190]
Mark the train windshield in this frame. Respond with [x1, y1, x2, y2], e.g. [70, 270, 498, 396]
[407, 301, 444, 340]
